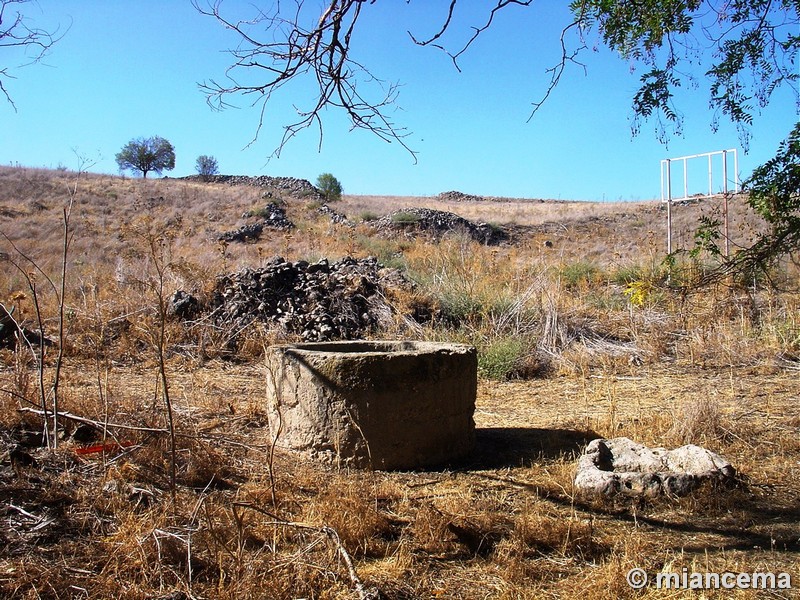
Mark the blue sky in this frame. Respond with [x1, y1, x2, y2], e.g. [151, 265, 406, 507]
[2, 1, 797, 200]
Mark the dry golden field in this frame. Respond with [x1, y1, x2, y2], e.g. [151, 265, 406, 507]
[0, 166, 798, 599]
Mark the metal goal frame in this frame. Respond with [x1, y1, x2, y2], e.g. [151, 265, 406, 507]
[660, 149, 740, 255]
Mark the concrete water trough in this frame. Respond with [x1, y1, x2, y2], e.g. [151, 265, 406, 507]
[265, 341, 477, 470]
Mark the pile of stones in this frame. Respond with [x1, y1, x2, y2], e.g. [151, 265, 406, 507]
[436, 190, 487, 203]
[0, 304, 51, 350]
[317, 203, 352, 226]
[205, 256, 415, 341]
[184, 174, 323, 199]
[373, 207, 507, 245]
[217, 202, 295, 243]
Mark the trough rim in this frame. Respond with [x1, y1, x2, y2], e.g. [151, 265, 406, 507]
[269, 339, 477, 357]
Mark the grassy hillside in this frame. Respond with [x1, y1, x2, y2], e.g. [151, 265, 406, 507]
[0, 166, 798, 599]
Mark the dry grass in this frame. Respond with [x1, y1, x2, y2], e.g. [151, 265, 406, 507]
[0, 166, 798, 598]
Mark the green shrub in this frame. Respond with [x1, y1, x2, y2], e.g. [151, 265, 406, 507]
[478, 337, 525, 380]
[612, 265, 644, 286]
[437, 291, 486, 325]
[196, 155, 219, 180]
[355, 235, 407, 270]
[316, 173, 343, 202]
[559, 260, 601, 290]
[391, 211, 421, 225]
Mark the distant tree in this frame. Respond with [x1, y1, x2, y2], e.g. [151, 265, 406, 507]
[316, 173, 343, 202]
[1, 0, 64, 109]
[196, 0, 797, 157]
[115, 136, 175, 178]
[195, 155, 219, 180]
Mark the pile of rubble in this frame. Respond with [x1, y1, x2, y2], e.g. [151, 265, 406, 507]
[217, 203, 295, 243]
[437, 190, 487, 203]
[184, 174, 323, 199]
[373, 208, 507, 245]
[317, 203, 352, 226]
[0, 305, 51, 350]
[205, 256, 416, 341]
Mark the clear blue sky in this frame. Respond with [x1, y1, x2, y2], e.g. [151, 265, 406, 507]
[2, 1, 797, 200]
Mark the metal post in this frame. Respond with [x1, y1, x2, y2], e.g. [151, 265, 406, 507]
[683, 157, 689, 200]
[723, 150, 730, 257]
[708, 153, 713, 197]
[666, 159, 672, 254]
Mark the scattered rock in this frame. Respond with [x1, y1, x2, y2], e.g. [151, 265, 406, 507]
[242, 202, 295, 230]
[317, 203, 352, 226]
[374, 208, 507, 245]
[0, 304, 53, 350]
[167, 291, 199, 320]
[208, 256, 419, 343]
[218, 202, 295, 242]
[574, 437, 736, 497]
[217, 221, 265, 243]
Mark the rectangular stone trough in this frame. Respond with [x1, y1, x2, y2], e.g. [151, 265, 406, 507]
[265, 341, 477, 470]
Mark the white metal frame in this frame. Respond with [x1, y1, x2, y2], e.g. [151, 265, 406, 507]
[660, 149, 740, 255]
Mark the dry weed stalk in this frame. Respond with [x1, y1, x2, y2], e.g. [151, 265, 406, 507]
[0, 164, 89, 447]
[668, 396, 727, 446]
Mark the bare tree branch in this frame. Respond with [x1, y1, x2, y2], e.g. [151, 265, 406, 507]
[528, 20, 587, 122]
[0, 0, 65, 109]
[196, 0, 533, 161]
[409, 0, 533, 72]
[195, 0, 416, 161]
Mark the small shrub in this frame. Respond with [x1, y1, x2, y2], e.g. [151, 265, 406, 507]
[624, 280, 654, 307]
[355, 235, 408, 270]
[195, 155, 219, 181]
[478, 337, 525, 380]
[391, 211, 421, 225]
[316, 172, 343, 202]
[359, 211, 379, 222]
[435, 291, 485, 325]
[244, 203, 283, 219]
[559, 261, 601, 290]
[612, 265, 644, 285]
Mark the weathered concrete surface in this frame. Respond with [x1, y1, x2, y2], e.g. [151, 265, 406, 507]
[575, 437, 736, 497]
[265, 341, 477, 470]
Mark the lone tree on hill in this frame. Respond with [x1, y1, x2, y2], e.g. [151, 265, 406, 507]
[115, 136, 176, 178]
[195, 154, 219, 180]
[316, 173, 343, 202]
